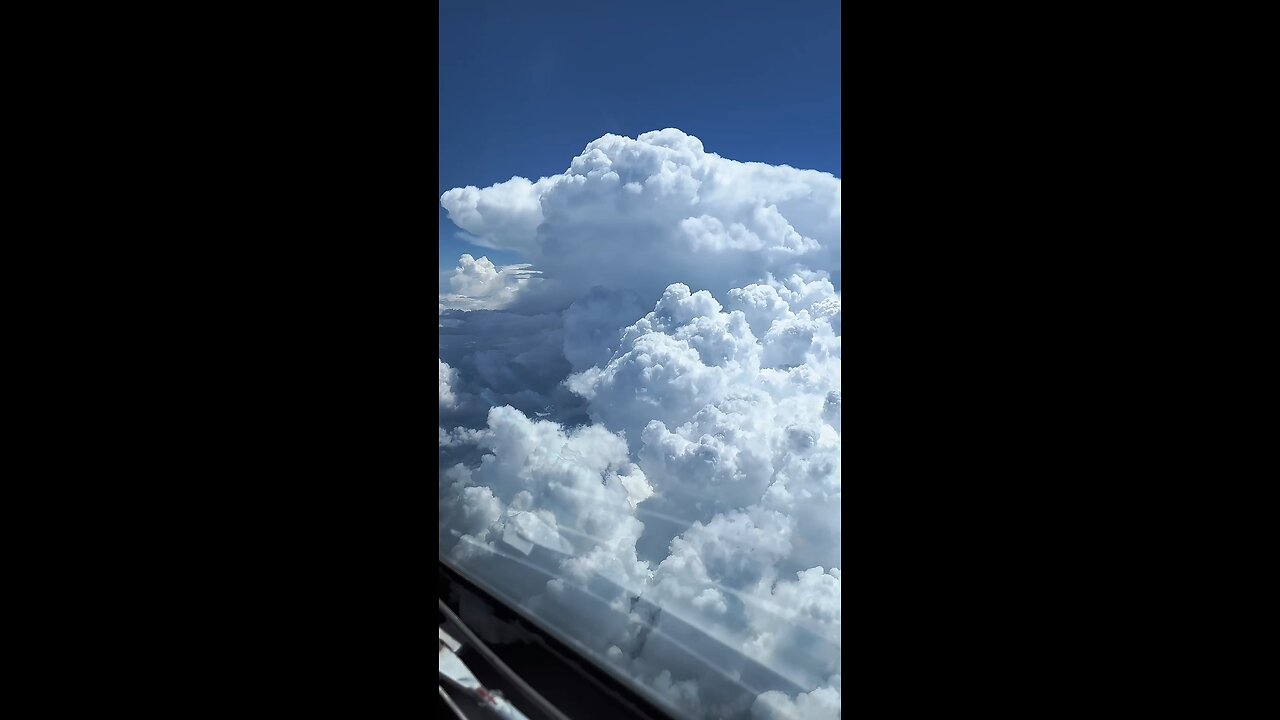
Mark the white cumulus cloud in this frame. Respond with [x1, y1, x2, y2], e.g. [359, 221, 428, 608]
[440, 253, 543, 311]
[439, 360, 458, 409]
[439, 129, 839, 720]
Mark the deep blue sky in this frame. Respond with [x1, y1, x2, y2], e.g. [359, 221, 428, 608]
[439, 0, 841, 270]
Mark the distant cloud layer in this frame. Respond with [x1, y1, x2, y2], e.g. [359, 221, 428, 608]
[439, 129, 839, 720]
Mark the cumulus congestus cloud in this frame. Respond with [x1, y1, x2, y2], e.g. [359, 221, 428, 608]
[439, 129, 839, 720]
[441, 128, 840, 306]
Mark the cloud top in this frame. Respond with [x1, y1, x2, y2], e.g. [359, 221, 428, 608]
[441, 129, 840, 309]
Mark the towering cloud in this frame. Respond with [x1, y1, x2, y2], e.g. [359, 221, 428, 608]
[439, 129, 840, 720]
[441, 129, 840, 306]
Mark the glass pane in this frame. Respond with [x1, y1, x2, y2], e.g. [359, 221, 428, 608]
[440, 5, 840, 719]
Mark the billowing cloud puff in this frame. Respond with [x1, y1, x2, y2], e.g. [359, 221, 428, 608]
[439, 129, 839, 720]
[566, 282, 840, 555]
[440, 176, 556, 256]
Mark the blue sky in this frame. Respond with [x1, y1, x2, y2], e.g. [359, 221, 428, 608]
[439, 0, 841, 271]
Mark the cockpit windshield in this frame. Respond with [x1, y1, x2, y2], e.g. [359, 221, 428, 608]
[440, 5, 840, 719]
